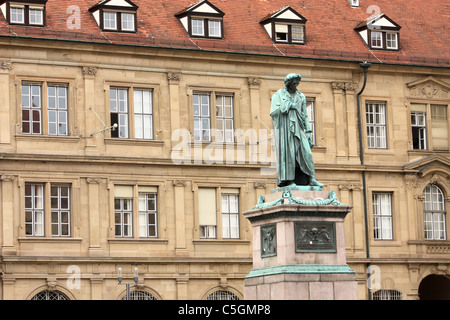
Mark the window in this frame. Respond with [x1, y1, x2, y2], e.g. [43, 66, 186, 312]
[139, 191, 157, 238]
[208, 19, 222, 37]
[25, 183, 45, 236]
[386, 32, 398, 50]
[114, 185, 159, 239]
[423, 184, 446, 240]
[48, 84, 68, 136]
[110, 88, 129, 138]
[373, 289, 402, 300]
[366, 102, 387, 148]
[51, 185, 71, 237]
[10, 6, 24, 24]
[431, 105, 448, 151]
[215, 94, 234, 143]
[21, 82, 69, 136]
[274, 23, 305, 44]
[193, 92, 235, 143]
[198, 187, 240, 239]
[191, 18, 205, 36]
[7, 2, 45, 26]
[89, 0, 138, 33]
[175, 0, 225, 39]
[372, 193, 393, 240]
[121, 13, 135, 31]
[205, 290, 239, 300]
[355, 14, 400, 51]
[188, 16, 223, 38]
[410, 103, 448, 151]
[25, 183, 72, 237]
[102, 11, 136, 32]
[31, 290, 69, 300]
[134, 89, 153, 140]
[350, 0, 359, 7]
[110, 87, 155, 140]
[103, 11, 117, 30]
[114, 186, 133, 237]
[368, 31, 399, 50]
[22, 83, 42, 134]
[122, 291, 157, 300]
[411, 105, 427, 150]
[371, 31, 383, 49]
[193, 93, 211, 142]
[222, 193, 239, 239]
[260, 6, 307, 45]
[306, 98, 316, 145]
[199, 188, 217, 238]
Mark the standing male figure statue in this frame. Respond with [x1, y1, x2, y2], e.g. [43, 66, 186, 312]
[270, 73, 324, 188]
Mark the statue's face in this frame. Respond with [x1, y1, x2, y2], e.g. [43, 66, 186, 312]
[287, 78, 300, 93]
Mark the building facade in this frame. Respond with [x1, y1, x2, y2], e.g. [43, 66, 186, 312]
[0, 0, 449, 300]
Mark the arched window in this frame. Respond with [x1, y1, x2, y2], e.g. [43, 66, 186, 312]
[121, 290, 157, 300]
[31, 290, 69, 300]
[205, 290, 239, 300]
[373, 289, 402, 300]
[423, 184, 446, 240]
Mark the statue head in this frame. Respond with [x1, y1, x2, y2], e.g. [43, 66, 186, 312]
[284, 73, 302, 93]
[284, 73, 302, 85]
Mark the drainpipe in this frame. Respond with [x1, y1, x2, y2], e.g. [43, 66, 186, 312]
[356, 61, 372, 300]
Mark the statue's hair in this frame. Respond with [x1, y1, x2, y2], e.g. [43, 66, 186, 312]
[284, 73, 302, 85]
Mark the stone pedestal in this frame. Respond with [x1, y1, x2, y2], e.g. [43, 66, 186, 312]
[243, 187, 357, 300]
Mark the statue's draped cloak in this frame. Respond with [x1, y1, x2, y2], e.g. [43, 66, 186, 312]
[270, 88, 315, 187]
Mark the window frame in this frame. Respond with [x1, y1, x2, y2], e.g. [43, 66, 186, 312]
[138, 192, 158, 238]
[368, 30, 400, 51]
[108, 86, 156, 140]
[221, 193, 240, 239]
[196, 186, 241, 240]
[272, 22, 306, 45]
[409, 102, 449, 151]
[24, 182, 72, 238]
[111, 185, 160, 240]
[20, 81, 71, 137]
[50, 184, 71, 237]
[372, 192, 394, 240]
[100, 10, 137, 33]
[366, 101, 388, 149]
[192, 91, 236, 143]
[114, 197, 133, 238]
[423, 184, 447, 241]
[188, 15, 224, 39]
[6, 1, 46, 27]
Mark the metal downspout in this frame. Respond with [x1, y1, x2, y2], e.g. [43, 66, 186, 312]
[356, 61, 372, 300]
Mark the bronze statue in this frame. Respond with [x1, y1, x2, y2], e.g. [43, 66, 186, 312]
[270, 73, 323, 188]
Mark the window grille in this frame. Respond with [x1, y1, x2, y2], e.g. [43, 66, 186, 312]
[373, 289, 402, 300]
[122, 291, 157, 300]
[205, 290, 239, 300]
[31, 290, 69, 300]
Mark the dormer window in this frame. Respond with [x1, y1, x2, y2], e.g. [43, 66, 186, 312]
[0, 0, 47, 26]
[175, 0, 225, 39]
[350, 0, 359, 7]
[89, 0, 138, 33]
[355, 14, 401, 51]
[260, 6, 307, 45]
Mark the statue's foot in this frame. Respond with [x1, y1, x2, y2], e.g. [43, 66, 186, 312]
[310, 178, 324, 188]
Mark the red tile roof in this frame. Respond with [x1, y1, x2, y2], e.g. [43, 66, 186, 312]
[0, 0, 448, 67]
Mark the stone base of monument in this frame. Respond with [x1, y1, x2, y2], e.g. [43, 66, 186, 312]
[243, 186, 357, 300]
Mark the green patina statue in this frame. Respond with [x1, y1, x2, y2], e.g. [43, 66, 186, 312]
[270, 73, 323, 188]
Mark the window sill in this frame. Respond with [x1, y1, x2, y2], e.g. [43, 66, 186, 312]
[193, 239, 250, 244]
[15, 134, 80, 143]
[108, 238, 168, 244]
[104, 138, 164, 146]
[18, 237, 82, 243]
[408, 149, 449, 156]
